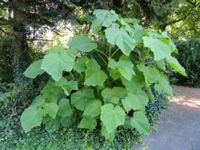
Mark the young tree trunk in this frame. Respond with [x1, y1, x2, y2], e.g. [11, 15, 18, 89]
[9, 0, 32, 86]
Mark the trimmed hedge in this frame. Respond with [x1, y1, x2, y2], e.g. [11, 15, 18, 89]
[0, 88, 167, 150]
[173, 39, 200, 87]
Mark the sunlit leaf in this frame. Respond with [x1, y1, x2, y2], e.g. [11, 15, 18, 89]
[105, 27, 136, 56]
[84, 59, 107, 86]
[143, 36, 171, 61]
[24, 59, 44, 79]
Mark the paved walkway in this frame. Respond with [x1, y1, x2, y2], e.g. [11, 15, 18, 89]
[133, 86, 200, 150]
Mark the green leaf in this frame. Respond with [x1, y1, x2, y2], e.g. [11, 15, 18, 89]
[84, 59, 107, 87]
[130, 111, 150, 135]
[137, 63, 161, 86]
[91, 18, 103, 32]
[156, 60, 167, 71]
[108, 58, 120, 80]
[21, 106, 44, 132]
[105, 27, 136, 56]
[41, 46, 74, 81]
[101, 125, 115, 140]
[93, 9, 118, 27]
[73, 56, 89, 73]
[122, 91, 148, 112]
[108, 56, 135, 80]
[62, 81, 78, 96]
[55, 78, 78, 96]
[121, 73, 145, 92]
[24, 59, 44, 79]
[156, 74, 173, 97]
[31, 95, 45, 107]
[108, 68, 120, 80]
[60, 116, 74, 128]
[45, 117, 60, 132]
[43, 102, 59, 119]
[166, 56, 187, 76]
[132, 28, 146, 44]
[78, 117, 97, 130]
[143, 36, 171, 61]
[83, 100, 102, 118]
[101, 87, 127, 104]
[41, 80, 61, 103]
[160, 33, 177, 52]
[117, 56, 135, 80]
[68, 35, 97, 52]
[58, 98, 73, 117]
[71, 88, 95, 111]
[100, 104, 125, 135]
[54, 77, 69, 87]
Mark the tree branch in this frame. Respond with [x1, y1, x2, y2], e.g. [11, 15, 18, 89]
[186, 0, 196, 6]
[163, 7, 193, 29]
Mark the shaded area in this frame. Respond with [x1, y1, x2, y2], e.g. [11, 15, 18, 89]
[133, 86, 200, 150]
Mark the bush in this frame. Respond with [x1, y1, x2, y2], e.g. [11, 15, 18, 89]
[20, 9, 185, 141]
[172, 38, 200, 87]
[0, 88, 167, 150]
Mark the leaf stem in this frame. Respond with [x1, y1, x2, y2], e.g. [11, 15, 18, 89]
[95, 52, 108, 65]
[110, 49, 119, 58]
[70, 72, 75, 80]
[146, 86, 154, 101]
[95, 49, 108, 58]
[108, 46, 112, 57]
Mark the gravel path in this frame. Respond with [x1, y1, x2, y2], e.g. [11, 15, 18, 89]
[132, 86, 200, 150]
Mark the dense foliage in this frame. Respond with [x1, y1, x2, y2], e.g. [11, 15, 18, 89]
[0, 0, 198, 149]
[172, 39, 200, 87]
[0, 84, 167, 149]
[0, 0, 199, 86]
[20, 10, 185, 140]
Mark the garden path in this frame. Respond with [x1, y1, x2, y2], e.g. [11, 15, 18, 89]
[133, 85, 200, 150]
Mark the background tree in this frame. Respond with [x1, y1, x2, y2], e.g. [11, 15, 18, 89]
[0, 0, 199, 86]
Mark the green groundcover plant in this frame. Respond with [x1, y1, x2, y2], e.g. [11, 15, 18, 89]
[21, 9, 186, 140]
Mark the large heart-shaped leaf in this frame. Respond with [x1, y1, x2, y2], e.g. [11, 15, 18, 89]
[130, 111, 150, 135]
[41, 46, 74, 81]
[78, 117, 97, 130]
[84, 59, 107, 87]
[43, 102, 59, 119]
[71, 88, 95, 111]
[137, 63, 161, 86]
[24, 59, 44, 79]
[105, 27, 136, 56]
[93, 9, 118, 28]
[166, 56, 187, 76]
[155, 73, 173, 97]
[143, 36, 171, 61]
[108, 56, 135, 80]
[73, 56, 89, 73]
[122, 91, 148, 112]
[100, 104, 125, 135]
[83, 100, 102, 118]
[58, 98, 73, 117]
[68, 35, 97, 53]
[20, 106, 44, 132]
[101, 87, 127, 104]
[121, 72, 145, 92]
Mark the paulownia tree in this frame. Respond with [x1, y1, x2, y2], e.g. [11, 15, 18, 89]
[21, 10, 186, 140]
